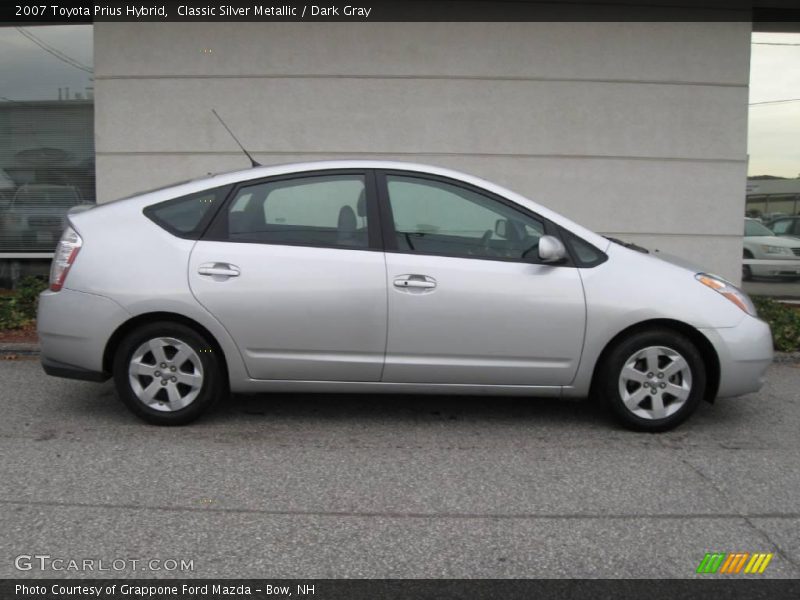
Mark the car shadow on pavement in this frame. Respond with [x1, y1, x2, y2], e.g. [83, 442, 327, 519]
[219, 391, 617, 430]
[53, 376, 754, 437]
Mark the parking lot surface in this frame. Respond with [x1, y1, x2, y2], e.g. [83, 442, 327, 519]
[1, 358, 799, 579]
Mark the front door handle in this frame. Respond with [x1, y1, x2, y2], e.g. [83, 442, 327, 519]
[198, 263, 241, 278]
[393, 274, 437, 289]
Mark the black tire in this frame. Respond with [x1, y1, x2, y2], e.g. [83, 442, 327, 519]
[112, 321, 226, 425]
[599, 329, 706, 432]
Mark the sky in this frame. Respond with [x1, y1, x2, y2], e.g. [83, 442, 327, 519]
[0, 26, 798, 178]
[0, 25, 93, 103]
[748, 32, 800, 178]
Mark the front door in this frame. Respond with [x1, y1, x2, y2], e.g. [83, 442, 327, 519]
[379, 172, 586, 386]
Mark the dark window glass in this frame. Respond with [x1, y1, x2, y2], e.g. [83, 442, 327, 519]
[0, 25, 94, 256]
[771, 219, 792, 235]
[561, 230, 606, 267]
[226, 175, 368, 248]
[146, 186, 230, 239]
[386, 175, 545, 260]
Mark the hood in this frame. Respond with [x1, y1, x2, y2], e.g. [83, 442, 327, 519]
[604, 237, 706, 274]
[649, 249, 707, 274]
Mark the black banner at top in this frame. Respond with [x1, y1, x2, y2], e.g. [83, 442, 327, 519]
[2, 0, 800, 24]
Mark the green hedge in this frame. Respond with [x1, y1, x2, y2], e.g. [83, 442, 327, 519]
[752, 296, 800, 353]
[0, 276, 48, 330]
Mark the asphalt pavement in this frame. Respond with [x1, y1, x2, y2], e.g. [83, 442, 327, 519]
[1, 357, 799, 579]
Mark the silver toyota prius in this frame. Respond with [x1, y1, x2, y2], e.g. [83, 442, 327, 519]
[38, 161, 773, 431]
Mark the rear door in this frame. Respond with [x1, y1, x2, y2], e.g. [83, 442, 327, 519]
[189, 170, 387, 381]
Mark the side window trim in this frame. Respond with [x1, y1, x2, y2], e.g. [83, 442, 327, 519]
[202, 169, 384, 251]
[374, 169, 571, 266]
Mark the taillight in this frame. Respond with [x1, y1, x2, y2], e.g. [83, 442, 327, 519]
[49, 226, 82, 292]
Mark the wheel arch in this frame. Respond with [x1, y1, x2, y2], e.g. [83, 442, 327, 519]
[590, 318, 721, 404]
[103, 312, 230, 387]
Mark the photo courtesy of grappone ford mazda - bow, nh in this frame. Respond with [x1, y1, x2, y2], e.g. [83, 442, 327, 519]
[37, 161, 773, 431]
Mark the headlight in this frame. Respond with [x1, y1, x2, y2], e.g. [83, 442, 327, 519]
[695, 273, 756, 316]
[760, 245, 791, 255]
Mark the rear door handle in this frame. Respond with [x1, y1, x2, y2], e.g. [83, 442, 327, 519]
[198, 263, 240, 278]
[393, 274, 437, 289]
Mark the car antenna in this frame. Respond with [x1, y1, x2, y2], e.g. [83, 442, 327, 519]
[212, 109, 261, 168]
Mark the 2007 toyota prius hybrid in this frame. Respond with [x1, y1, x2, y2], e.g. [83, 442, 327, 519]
[38, 161, 773, 431]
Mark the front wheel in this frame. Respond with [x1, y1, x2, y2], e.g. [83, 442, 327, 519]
[599, 329, 706, 432]
[112, 322, 226, 425]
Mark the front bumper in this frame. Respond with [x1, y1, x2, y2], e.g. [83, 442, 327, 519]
[700, 314, 773, 398]
[37, 288, 130, 381]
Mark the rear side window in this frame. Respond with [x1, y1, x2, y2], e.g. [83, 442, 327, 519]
[145, 186, 231, 239]
[224, 174, 368, 249]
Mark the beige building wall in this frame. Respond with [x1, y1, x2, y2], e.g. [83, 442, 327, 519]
[94, 20, 751, 281]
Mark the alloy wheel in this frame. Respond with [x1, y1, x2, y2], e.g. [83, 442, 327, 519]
[128, 337, 204, 412]
[617, 345, 692, 420]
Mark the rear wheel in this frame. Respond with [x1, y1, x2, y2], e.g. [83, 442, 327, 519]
[112, 321, 225, 425]
[599, 329, 706, 432]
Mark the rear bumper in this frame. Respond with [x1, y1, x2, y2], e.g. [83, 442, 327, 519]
[700, 315, 774, 398]
[41, 355, 109, 382]
[37, 288, 130, 378]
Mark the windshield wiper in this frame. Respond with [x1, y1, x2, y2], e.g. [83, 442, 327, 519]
[604, 236, 649, 254]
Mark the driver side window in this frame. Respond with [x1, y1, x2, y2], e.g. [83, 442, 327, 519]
[386, 175, 545, 260]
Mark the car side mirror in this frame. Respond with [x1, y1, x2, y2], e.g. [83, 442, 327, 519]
[494, 219, 508, 239]
[538, 235, 567, 264]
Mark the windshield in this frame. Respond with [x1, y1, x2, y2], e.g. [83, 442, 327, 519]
[744, 220, 775, 237]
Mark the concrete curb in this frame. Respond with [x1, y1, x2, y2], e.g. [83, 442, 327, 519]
[773, 351, 800, 364]
[2, 343, 799, 364]
[0, 342, 40, 356]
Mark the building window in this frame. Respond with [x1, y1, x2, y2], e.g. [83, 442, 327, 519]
[0, 25, 94, 284]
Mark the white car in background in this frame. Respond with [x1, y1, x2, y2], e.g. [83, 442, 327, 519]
[5, 184, 90, 251]
[743, 218, 800, 281]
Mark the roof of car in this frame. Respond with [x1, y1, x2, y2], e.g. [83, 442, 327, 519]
[208, 160, 480, 182]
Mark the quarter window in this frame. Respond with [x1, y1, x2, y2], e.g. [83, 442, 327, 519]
[386, 175, 545, 260]
[145, 186, 230, 239]
[226, 175, 368, 248]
